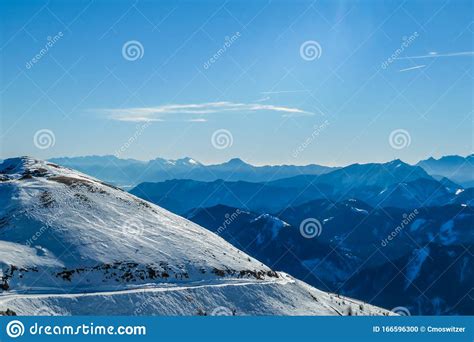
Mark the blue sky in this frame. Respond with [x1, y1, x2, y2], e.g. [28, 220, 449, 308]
[0, 0, 472, 166]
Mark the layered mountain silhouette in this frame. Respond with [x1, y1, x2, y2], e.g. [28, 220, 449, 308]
[49, 155, 337, 189]
[124, 156, 473, 315]
[130, 160, 469, 214]
[417, 154, 474, 188]
[187, 202, 474, 315]
[48, 154, 473, 190]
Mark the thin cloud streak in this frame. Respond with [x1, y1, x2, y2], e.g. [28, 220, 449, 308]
[395, 51, 474, 60]
[398, 65, 426, 72]
[103, 101, 314, 122]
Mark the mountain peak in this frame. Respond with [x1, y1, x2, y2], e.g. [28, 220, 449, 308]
[1, 156, 47, 175]
[225, 158, 249, 166]
[385, 159, 407, 167]
[175, 157, 201, 165]
[418, 154, 470, 165]
[2, 155, 36, 164]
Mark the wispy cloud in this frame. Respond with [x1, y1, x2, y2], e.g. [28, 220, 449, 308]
[395, 51, 474, 60]
[254, 96, 271, 102]
[103, 101, 314, 122]
[398, 65, 426, 72]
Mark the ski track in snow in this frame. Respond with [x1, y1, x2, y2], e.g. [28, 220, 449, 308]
[0, 276, 295, 301]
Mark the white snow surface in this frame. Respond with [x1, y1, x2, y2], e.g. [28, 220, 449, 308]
[0, 157, 392, 316]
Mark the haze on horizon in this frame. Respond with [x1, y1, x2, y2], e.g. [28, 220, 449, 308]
[12, 152, 468, 169]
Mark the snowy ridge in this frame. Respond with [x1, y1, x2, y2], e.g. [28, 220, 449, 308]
[0, 157, 274, 290]
[0, 157, 393, 315]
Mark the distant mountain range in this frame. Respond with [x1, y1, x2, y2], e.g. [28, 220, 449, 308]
[48, 155, 337, 189]
[417, 154, 473, 187]
[47, 154, 473, 189]
[130, 160, 470, 214]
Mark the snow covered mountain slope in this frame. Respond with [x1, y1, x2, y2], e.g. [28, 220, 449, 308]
[0, 157, 392, 316]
